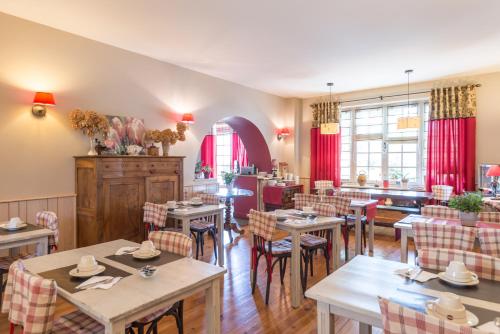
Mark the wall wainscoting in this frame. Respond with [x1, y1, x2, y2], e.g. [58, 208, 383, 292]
[0, 194, 76, 251]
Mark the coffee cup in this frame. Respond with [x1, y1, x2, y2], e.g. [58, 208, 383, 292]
[166, 201, 177, 209]
[303, 206, 314, 213]
[445, 261, 478, 282]
[426, 293, 466, 321]
[138, 240, 156, 255]
[8, 217, 22, 227]
[77, 255, 98, 272]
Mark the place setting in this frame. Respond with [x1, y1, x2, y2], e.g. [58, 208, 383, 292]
[106, 240, 184, 269]
[0, 217, 32, 233]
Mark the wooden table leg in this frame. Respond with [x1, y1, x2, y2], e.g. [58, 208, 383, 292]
[35, 236, 48, 256]
[317, 301, 335, 334]
[354, 207, 362, 256]
[400, 228, 408, 263]
[104, 319, 127, 334]
[368, 217, 375, 255]
[332, 225, 341, 271]
[223, 197, 244, 244]
[359, 323, 372, 334]
[291, 231, 302, 308]
[249, 230, 255, 287]
[217, 210, 224, 267]
[182, 217, 190, 236]
[206, 278, 221, 334]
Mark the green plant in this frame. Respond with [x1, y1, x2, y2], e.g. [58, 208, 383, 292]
[194, 161, 202, 174]
[448, 192, 483, 213]
[401, 173, 410, 183]
[222, 171, 237, 185]
[201, 165, 212, 173]
[390, 169, 402, 180]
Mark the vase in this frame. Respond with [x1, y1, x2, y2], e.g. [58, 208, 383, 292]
[203, 172, 210, 179]
[88, 137, 97, 156]
[162, 142, 170, 157]
[459, 211, 478, 227]
[401, 181, 408, 189]
[357, 172, 367, 186]
[226, 182, 234, 193]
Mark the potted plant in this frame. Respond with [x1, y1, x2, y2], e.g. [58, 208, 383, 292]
[222, 171, 237, 192]
[401, 173, 410, 189]
[201, 165, 212, 179]
[448, 192, 483, 226]
[69, 109, 109, 155]
[194, 161, 203, 178]
[390, 170, 402, 186]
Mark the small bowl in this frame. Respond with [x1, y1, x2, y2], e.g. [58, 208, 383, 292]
[139, 265, 158, 278]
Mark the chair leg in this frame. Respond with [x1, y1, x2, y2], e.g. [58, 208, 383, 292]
[342, 224, 349, 262]
[279, 258, 285, 285]
[176, 300, 184, 334]
[251, 254, 261, 294]
[195, 233, 201, 260]
[302, 252, 309, 291]
[210, 229, 218, 263]
[265, 258, 272, 305]
[309, 252, 314, 277]
[323, 245, 331, 275]
[200, 232, 205, 256]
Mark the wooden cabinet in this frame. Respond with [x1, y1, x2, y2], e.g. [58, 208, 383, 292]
[75, 156, 184, 247]
[263, 185, 304, 211]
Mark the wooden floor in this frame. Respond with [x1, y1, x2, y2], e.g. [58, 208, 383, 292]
[1, 227, 415, 334]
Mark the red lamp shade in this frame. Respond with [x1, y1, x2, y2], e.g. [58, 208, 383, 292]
[33, 92, 55, 105]
[181, 113, 194, 124]
[486, 165, 500, 177]
[280, 128, 290, 136]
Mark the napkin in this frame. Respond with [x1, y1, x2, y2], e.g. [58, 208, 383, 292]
[115, 246, 139, 255]
[76, 276, 122, 290]
[395, 268, 438, 282]
[477, 321, 500, 334]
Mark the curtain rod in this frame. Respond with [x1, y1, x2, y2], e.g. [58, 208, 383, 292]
[315, 84, 482, 105]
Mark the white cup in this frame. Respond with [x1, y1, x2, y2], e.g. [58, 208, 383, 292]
[138, 240, 156, 255]
[77, 255, 98, 272]
[303, 206, 314, 213]
[8, 217, 22, 227]
[191, 197, 202, 204]
[426, 293, 466, 321]
[445, 261, 478, 282]
[268, 180, 277, 186]
[166, 201, 177, 208]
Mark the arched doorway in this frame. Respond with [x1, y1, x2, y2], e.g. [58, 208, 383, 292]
[195, 116, 272, 182]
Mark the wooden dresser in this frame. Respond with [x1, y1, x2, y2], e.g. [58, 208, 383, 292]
[75, 156, 184, 247]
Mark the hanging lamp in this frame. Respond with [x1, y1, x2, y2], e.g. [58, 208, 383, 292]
[320, 82, 340, 135]
[397, 69, 420, 129]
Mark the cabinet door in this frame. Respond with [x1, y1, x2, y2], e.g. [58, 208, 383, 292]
[145, 175, 179, 203]
[102, 177, 145, 243]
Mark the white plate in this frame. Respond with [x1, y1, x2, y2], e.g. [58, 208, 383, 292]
[69, 265, 106, 278]
[133, 249, 161, 259]
[189, 202, 203, 207]
[438, 272, 479, 286]
[0, 223, 28, 231]
[426, 305, 479, 326]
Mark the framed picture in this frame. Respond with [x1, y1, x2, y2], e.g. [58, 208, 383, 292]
[105, 116, 146, 154]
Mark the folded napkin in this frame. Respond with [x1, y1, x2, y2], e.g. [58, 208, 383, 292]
[477, 321, 500, 334]
[76, 276, 122, 290]
[395, 268, 438, 282]
[115, 246, 139, 255]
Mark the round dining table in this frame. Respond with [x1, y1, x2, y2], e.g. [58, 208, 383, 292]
[215, 188, 254, 243]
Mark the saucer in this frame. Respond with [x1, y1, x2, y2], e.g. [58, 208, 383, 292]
[426, 304, 479, 326]
[133, 249, 161, 259]
[0, 223, 28, 231]
[69, 265, 106, 278]
[189, 202, 203, 207]
[438, 272, 479, 286]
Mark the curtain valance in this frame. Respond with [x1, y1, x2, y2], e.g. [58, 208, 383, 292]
[430, 85, 477, 120]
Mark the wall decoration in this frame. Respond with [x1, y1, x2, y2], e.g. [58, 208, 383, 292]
[105, 116, 146, 155]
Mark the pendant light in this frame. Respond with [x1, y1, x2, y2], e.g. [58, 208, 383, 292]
[397, 69, 420, 129]
[320, 82, 340, 135]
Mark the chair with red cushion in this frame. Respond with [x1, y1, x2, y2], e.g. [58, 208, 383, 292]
[189, 193, 220, 262]
[421, 205, 459, 219]
[320, 195, 353, 261]
[339, 191, 373, 253]
[412, 222, 476, 253]
[293, 193, 320, 210]
[249, 209, 292, 305]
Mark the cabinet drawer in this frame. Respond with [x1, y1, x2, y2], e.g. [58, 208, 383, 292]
[101, 160, 148, 173]
[146, 161, 181, 175]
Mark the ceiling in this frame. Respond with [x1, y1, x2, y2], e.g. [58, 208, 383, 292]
[2, 0, 500, 98]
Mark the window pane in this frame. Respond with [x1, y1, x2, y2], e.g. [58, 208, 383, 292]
[388, 153, 401, 167]
[387, 104, 419, 138]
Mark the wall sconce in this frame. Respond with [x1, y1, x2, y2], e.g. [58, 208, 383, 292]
[32, 92, 55, 117]
[181, 113, 195, 125]
[277, 128, 290, 141]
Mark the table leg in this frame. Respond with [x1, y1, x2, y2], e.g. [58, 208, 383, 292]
[35, 236, 48, 256]
[291, 231, 302, 308]
[317, 301, 335, 334]
[368, 217, 374, 255]
[249, 230, 255, 287]
[182, 217, 190, 236]
[359, 323, 372, 334]
[104, 320, 127, 334]
[332, 225, 341, 271]
[224, 198, 233, 243]
[217, 210, 224, 267]
[354, 207, 362, 256]
[206, 278, 221, 334]
[400, 229, 408, 263]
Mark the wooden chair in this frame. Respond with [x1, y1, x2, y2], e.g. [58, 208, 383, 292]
[293, 193, 320, 210]
[418, 248, 500, 281]
[249, 210, 292, 305]
[314, 180, 335, 196]
[478, 211, 500, 223]
[189, 193, 220, 262]
[143, 202, 170, 238]
[339, 191, 373, 255]
[412, 222, 476, 253]
[421, 205, 459, 219]
[478, 228, 500, 258]
[2, 261, 105, 334]
[378, 296, 487, 334]
[319, 195, 353, 261]
[431, 185, 454, 206]
[128, 231, 192, 334]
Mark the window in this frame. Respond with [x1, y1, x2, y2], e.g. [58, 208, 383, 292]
[214, 123, 232, 184]
[340, 100, 428, 186]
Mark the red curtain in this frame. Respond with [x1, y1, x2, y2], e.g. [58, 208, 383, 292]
[231, 132, 248, 169]
[310, 127, 341, 191]
[201, 135, 216, 178]
[425, 118, 476, 194]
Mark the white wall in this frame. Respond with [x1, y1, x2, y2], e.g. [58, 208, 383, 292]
[299, 72, 500, 181]
[0, 13, 294, 200]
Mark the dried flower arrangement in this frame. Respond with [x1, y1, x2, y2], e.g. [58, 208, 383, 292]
[69, 109, 110, 155]
[146, 122, 187, 156]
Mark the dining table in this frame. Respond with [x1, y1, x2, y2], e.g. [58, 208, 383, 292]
[0, 222, 54, 256]
[394, 214, 500, 263]
[215, 188, 254, 243]
[22, 239, 226, 334]
[249, 209, 344, 309]
[305, 255, 500, 334]
[167, 203, 225, 266]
